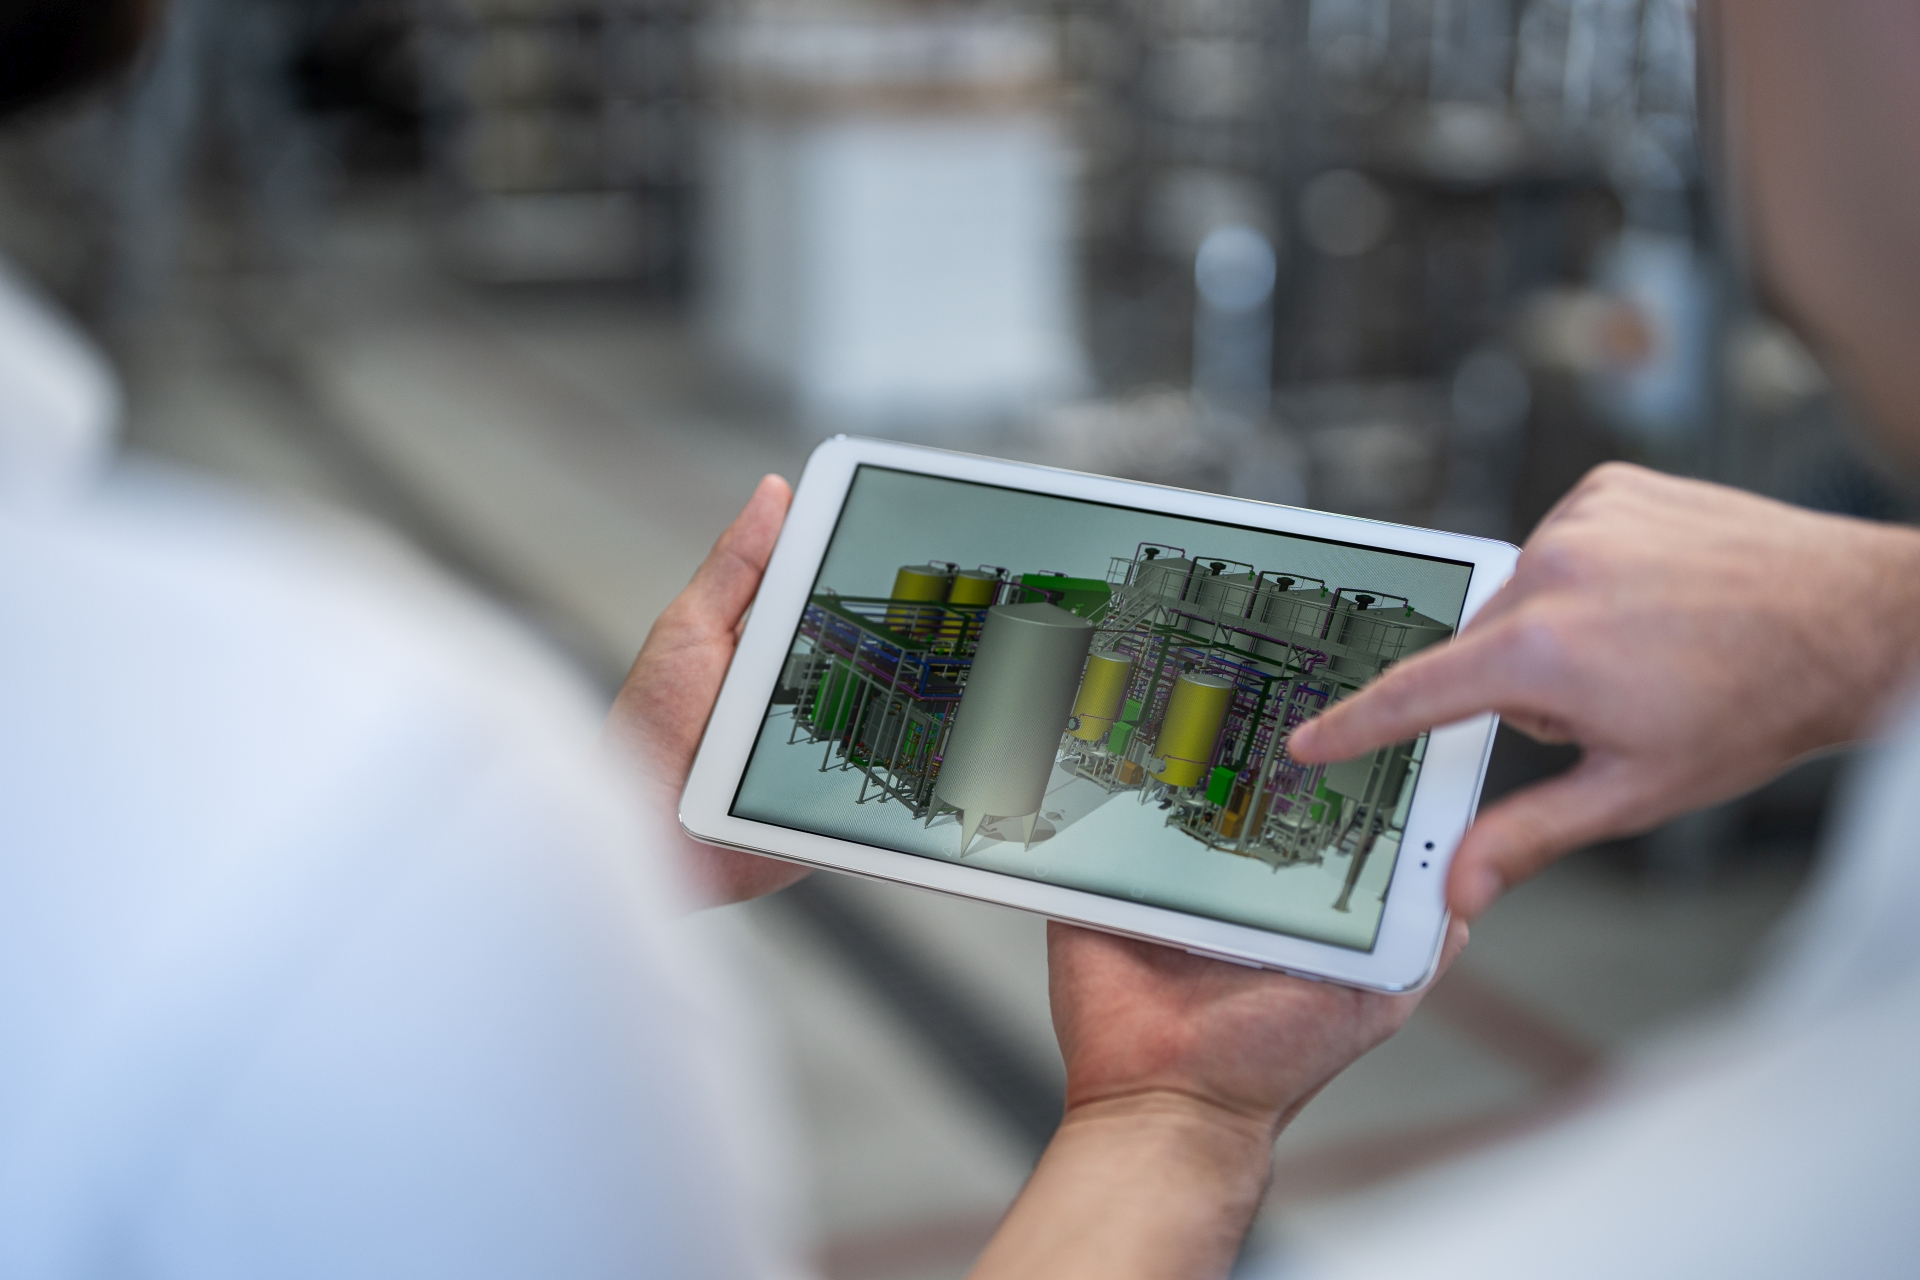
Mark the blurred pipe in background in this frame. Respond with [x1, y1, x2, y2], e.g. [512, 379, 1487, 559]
[1585, 227, 1711, 455]
[1191, 223, 1276, 434]
[112, 0, 326, 319]
[1517, 227, 1711, 469]
[1436, 344, 1531, 538]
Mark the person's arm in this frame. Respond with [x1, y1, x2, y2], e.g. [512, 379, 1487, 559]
[971, 1093, 1271, 1280]
[1289, 462, 1920, 922]
[972, 920, 1468, 1280]
[602, 473, 811, 906]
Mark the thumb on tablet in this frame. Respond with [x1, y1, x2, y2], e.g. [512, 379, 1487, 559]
[678, 473, 793, 639]
[606, 474, 808, 907]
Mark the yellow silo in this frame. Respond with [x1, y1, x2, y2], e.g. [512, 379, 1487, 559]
[1151, 673, 1233, 788]
[886, 564, 951, 635]
[946, 569, 998, 607]
[1068, 650, 1133, 743]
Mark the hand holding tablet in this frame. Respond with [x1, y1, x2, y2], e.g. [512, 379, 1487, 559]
[603, 474, 812, 906]
[680, 437, 1518, 991]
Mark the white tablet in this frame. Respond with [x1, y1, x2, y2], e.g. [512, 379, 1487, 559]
[682, 437, 1517, 991]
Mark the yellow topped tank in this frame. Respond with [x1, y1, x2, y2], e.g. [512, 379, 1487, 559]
[890, 564, 951, 601]
[946, 569, 999, 607]
[886, 564, 951, 635]
[1069, 650, 1133, 743]
[1151, 673, 1233, 788]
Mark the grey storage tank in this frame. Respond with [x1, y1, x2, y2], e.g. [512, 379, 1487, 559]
[935, 601, 1094, 854]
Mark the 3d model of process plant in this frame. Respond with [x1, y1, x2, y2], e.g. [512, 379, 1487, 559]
[775, 545, 1454, 909]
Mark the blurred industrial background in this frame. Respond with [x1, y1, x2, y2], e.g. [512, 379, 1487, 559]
[2, 1, 1909, 1276]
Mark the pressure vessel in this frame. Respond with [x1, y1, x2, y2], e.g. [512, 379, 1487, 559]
[947, 569, 999, 607]
[936, 602, 1094, 853]
[886, 564, 951, 635]
[1132, 555, 1192, 602]
[1193, 565, 1254, 616]
[1151, 672, 1233, 788]
[890, 564, 950, 600]
[1068, 650, 1133, 743]
[1251, 585, 1326, 661]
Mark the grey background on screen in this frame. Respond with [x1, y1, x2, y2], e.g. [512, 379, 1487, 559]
[812, 467, 1475, 625]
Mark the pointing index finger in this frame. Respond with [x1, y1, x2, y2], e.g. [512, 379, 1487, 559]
[1287, 622, 1537, 764]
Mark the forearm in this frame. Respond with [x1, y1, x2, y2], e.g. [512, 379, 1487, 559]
[970, 1092, 1275, 1280]
[1831, 519, 1920, 740]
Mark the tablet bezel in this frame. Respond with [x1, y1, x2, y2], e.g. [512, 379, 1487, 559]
[681, 436, 1517, 992]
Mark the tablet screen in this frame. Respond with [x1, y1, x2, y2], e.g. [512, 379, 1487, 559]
[732, 465, 1474, 951]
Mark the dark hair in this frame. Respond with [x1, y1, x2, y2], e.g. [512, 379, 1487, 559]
[0, 0, 157, 119]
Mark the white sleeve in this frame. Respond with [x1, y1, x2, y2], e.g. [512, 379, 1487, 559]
[1262, 702, 1920, 1280]
[123, 746, 808, 1280]
[1263, 975, 1920, 1280]
[0, 470, 809, 1279]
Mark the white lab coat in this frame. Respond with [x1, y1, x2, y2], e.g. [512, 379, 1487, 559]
[1272, 695, 1920, 1269]
[0, 266, 804, 1279]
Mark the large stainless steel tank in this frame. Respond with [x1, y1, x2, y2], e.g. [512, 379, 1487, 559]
[935, 601, 1094, 854]
[1193, 565, 1258, 619]
[1131, 555, 1193, 603]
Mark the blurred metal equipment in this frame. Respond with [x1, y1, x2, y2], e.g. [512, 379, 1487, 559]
[1438, 343, 1532, 535]
[414, 0, 697, 284]
[1191, 223, 1277, 430]
[1050, 0, 1709, 538]
[113, 0, 325, 314]
[700, 3, 1085, 430]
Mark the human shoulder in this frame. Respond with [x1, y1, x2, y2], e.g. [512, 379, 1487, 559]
[0, 462, 673, 1021]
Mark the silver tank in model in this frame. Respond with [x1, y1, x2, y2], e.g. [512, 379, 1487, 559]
[935, 601, 1094, 855]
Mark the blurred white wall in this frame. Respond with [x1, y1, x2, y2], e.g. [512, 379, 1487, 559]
[700, 8, 1085, 431]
